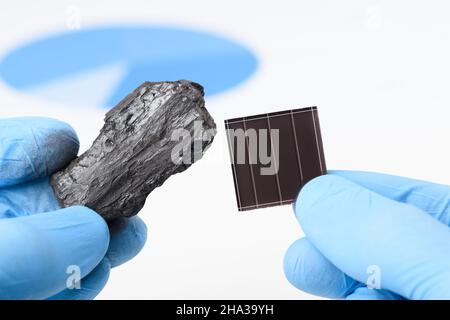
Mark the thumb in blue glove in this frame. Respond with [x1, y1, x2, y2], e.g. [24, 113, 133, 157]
[284, 171, 450, 300]
[0, 117, 147, 299]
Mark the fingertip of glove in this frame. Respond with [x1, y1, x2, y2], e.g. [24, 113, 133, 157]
[295, 175, 346, 218]
[110, 216, 148, 240]
[33, 117, 76, 133]
[107, 216, 148, 268]
[0, 117, 80, 186]
[129, 217, 148, 247]
[35, 118, 79, 174]
[22, 117, 79, 150]
[283, 238, 310, 287]
[64, 205, 105, 221]
[60, 205, 110, 253]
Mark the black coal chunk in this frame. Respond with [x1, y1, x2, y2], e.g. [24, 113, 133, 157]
[50, 80, 216, 220]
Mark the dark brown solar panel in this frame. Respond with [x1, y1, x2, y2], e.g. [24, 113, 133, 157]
[225, 107, 327, 211]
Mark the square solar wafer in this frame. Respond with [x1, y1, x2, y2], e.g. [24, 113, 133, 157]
[224, 107, 327, 211]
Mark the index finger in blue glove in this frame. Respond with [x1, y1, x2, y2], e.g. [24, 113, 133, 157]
[331, 170, 450, 225]
[296, 174, 450, 300]
[0, 117, 79, 187]
[0, 206, 109, 299]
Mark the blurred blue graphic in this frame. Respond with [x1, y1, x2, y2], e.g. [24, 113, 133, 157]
[0, 26, 258, 108]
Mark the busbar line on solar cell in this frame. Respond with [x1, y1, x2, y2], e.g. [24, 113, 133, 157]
[289, 109, 304, 186]
[225, 107, 316, 125]
[225, 106, 326, 212]
[311, 108, 324, 175]
[239, 199, 295, 211]
[242, 118, 260, 209]
[266, 113, 283, 205]
[225, 119, 243, 210]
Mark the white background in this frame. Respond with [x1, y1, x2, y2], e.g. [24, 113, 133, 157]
[1, 0, 450, 299]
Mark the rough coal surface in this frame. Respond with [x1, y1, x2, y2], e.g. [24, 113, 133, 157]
[50, 80, 216, 220]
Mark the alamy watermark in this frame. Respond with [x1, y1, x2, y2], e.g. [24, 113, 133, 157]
[366, 4, 382, 30]
[171, 121, 216, 165]
[66, 265, 81, 290]
[170, 121, 280, 176]
[66, 5, 82, 30]
[366, 264, 381, 290]
[226, 128, 279, 175]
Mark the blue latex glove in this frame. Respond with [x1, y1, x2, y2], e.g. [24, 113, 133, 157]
[284, 171, 450, 300]
[0, 117, 147, 299]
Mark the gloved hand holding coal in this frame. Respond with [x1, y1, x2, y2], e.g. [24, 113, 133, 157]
[0, 80, 216, 299]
